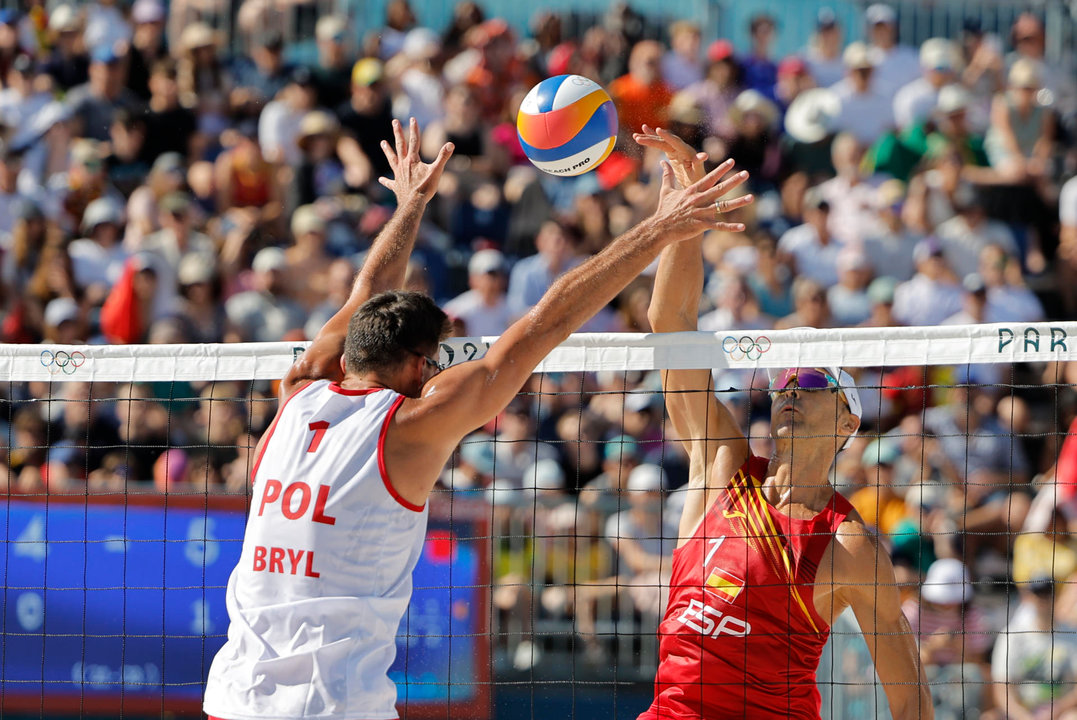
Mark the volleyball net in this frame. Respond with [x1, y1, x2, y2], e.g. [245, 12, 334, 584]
[2, 323, 1076, 718]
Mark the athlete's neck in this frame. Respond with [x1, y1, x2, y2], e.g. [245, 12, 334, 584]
[764, 440, 838, 509]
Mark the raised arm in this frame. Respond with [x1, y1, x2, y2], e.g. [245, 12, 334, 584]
[635, 127, 753, 535]
[842, 526, 934, 720]
[386, 161, 752, 504]
[281, 118, 453, 397]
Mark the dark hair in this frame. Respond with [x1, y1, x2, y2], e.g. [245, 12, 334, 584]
[344, 291, 451, 374]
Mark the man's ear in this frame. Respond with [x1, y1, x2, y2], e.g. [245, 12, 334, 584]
[339, 355, 347, 375]
[839, 411, 860, 438]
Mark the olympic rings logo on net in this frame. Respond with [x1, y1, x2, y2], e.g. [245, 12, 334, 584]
[721, 336, 772, 361]
[40, 349, 87, 375]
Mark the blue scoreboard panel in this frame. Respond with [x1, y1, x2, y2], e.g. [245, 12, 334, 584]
[0, 496, 489, 717]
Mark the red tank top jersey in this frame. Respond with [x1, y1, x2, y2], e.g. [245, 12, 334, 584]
[639, 454, 854, 720]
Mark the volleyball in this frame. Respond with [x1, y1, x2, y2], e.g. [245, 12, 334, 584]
[516, 74, 618, 177]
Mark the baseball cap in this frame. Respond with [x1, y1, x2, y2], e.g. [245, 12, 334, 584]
[459, 433, 496, 476]
[90, 44, 122, 65]
[784, 88, 841, 144]
[403, 27, 441, 60]
[816, 7, 838, 29]
[525, 459, 565, 492]
[159, 191, 192, 215]
[1009, 58, 1042, 89]
[291, 204, 326, 236]
[351, 58, 383, 86]
[45, 297, 80, 327]
[151, 152, 185, 176]
[843, 41, 879, 69]
[604, 434, 639, 463]
[963, 272, 987, 294]
[862, 437, 901, 467]
[867, 276, 898, 305]
[468, 248, 506, 276]
[913, 237, 944, 263]
[81, 196, 124, 233]
[48, 4, 80, 33]
[315, 15, 348, 42]
[919, 38, 958, 71]
[866, 4, 897, 25]
[707, 39, 734, 63]
[131, 0, 165, 24]
[921, 558, 972, 605]
[936, 84, 972, 115]
[252, 246, 287, 273]
[178, 254, 216, 285]
[627, 463, 666, 492]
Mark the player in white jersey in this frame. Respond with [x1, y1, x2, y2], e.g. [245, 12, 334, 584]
[203, 118, 755, 720]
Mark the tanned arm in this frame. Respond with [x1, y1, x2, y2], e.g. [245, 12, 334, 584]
[636, 126, 754, 540]
[385, 161, 754, 507]
[280, 118, 454, 398]
[841, 524, 934, 720]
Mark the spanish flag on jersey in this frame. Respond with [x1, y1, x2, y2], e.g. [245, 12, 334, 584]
[704, 567, 745, 604]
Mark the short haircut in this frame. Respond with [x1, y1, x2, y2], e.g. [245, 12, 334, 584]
[344, 291, 451, 374]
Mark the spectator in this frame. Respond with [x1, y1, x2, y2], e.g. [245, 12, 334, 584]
[725, 89, 782, 187]
[777, 188, 841, 287]
[176, 23, 229, 137]
[681, 40, 740, 140]
[892, 239, 962, 326]
[390, 28, 445, 131]
[661, 21, 702, 91]
[0, 55, 52, 139]
[984, 59, 1056, 183]
[827, 247, 874, 326]
[805, 8, 844, 89]
[864, 3, 920, 95]
[68, 196, 128, 304]
[83, 0, 131, 57]
[142, 59, 198, 161]
[1005, 13, 1075, 120]
[422, 83, 485, 165]
[581, 434, 641, 512]
[859, 275, 900, 327]
[126, 0, 168, 101]
[42, 5, 89, 92]
[65, 43, 143, 142]
[48, 138, 125, 233]
[609, 39, 672, 134]
[1060, 174, 1077, 313]
[310, 15, 353, 110]
[224, 246, 305, 342]
[304, 257, 356, 341]
[862, 179, 922, 282]
[175, 253, 228, 343]
[851, 437, 907, 534]
[741, 13, 778, 101]
[991, 576, 1077, 720]
[893, 39, 960, 131]
[283, 205, 333, 310]
[817, 132, 883, 244]
[831, 41, 893, 146]
[444, 248, 512, 337]
[125, 151, 187, 249]
[976, 243, 1044, 322]
[140, 191, 214, 317]
[904, 558, 993, 719]
[934, 185, 1018, 279]
[774, 276, 831, 329]
[336, 58, 394, 179]
[232, 32, 293, 110]
[213, 122, 280, 216]
[490, 400, 559, 487]
[507, 220, 583, 318]
[259, 67, 320, 166]
[105, 108, 150, 196]
[699, 272, 769, 332]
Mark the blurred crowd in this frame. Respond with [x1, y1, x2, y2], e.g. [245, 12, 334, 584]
[2, 0, 1077, 714]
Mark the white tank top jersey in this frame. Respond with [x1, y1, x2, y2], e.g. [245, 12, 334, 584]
[203, 380, 429, 720]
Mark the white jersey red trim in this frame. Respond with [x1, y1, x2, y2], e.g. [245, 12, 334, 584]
[204, 380, 429, 720]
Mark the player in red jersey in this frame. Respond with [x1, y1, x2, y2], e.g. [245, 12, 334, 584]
[635, 126, 932, 720]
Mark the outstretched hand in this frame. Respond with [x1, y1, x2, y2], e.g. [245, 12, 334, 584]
[379, 117, 454, 204]
[634, 124, 707, 186]
[653, 158, 754, 240]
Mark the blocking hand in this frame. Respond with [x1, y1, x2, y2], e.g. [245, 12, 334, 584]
[653, 159, 754, 241]
[378, 117, 454, 204]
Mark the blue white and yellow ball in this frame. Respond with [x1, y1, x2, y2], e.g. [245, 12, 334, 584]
[516, 75, 618, 177]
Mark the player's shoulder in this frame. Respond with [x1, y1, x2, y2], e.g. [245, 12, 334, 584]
[831, 509, 887, 575]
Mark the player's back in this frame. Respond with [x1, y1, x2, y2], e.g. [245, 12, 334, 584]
[205, 380, 427, 720]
